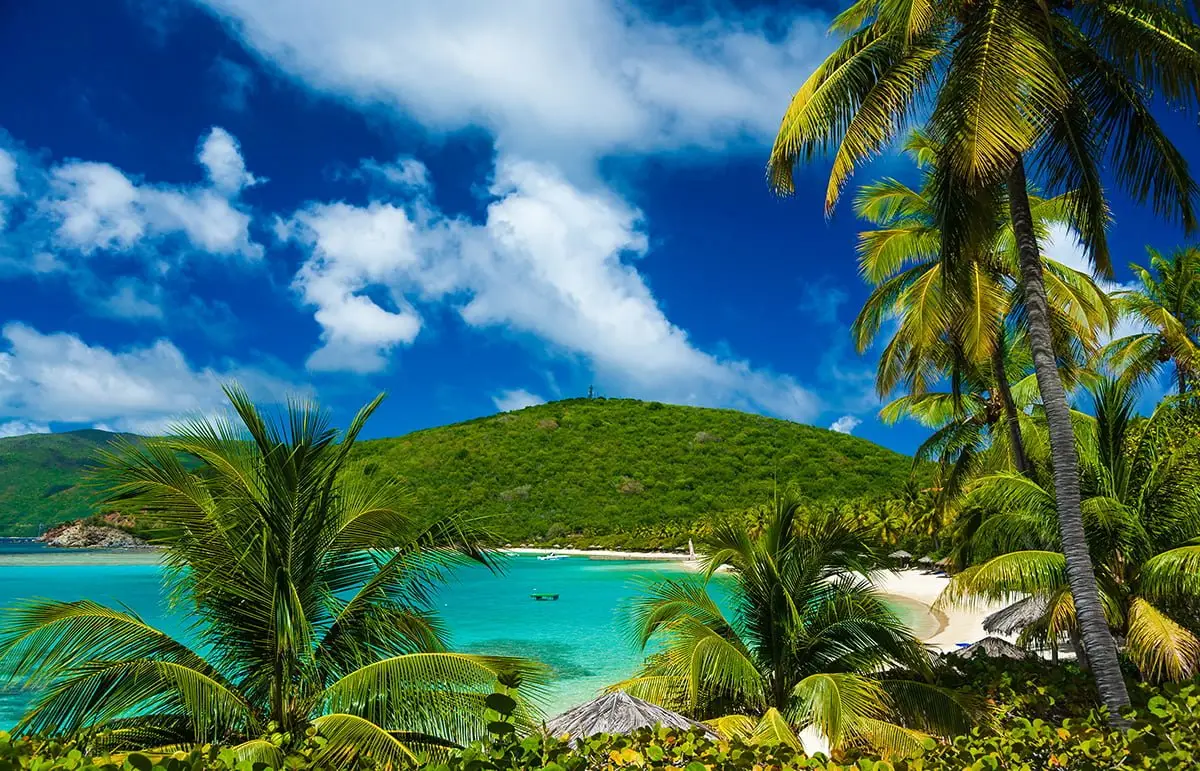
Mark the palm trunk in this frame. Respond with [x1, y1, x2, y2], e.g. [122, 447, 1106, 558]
[1008, 157, 1131, 725]
[1178, 366, 1187, 396]
[990, 335, 1030, 474]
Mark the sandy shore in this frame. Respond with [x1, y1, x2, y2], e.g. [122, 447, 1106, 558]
[871, 569, 1013, 652]
[503, 547, 696, 562]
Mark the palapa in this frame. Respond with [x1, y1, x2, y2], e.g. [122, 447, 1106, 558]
[544, 691, 718, 743]
[984, 596, 1051, 636]
[916, 556, 935, 565]
[888, 550, 912, 560]
[952, 636, 1032, 660]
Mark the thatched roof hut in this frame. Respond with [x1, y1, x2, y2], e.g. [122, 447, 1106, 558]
[917, 556, 935, 565]
[544, 692, 718, 743]
[889, 550, 912, 560]
[952, 636, 1031, 660]
[984, 596, 1050, 636]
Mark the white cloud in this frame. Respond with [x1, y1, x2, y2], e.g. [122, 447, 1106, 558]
[829, 415, 862, 434]
[0, 420, 49, 438]
[282, 156, 821, 421]
[0, 147, 20, 231]
[287, 201, 426, 372]
[0, 322, 299, 432]
[40, 126, 262, 259]
[492, 388, 544, 412]
[101, 279, 165, 320]
[197, 0, 828, 164]
[357, 156, 431, 194]
[0, 148, 18, 197]
[198, 127, 259, 194]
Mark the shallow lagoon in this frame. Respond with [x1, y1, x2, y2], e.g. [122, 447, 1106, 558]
[0, 543, 938, 724]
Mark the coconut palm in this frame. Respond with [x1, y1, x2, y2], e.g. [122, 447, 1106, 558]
[854, 133, 1114, 477]
[612, 489, 979, 758]
[1103, 245, 1200, 395]
[938, 378, 1200, 683]
[768, 0, 1200, 717]
[0, 386, 544, 766]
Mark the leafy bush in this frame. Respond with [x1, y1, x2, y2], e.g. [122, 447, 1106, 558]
[12, 682, 1200, 771]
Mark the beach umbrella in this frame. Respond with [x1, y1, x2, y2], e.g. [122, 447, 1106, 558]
[917, 556, 934, 565]
[983, 596, 1051, 636]
[952, 636, 1031, 661]
[545, 691, 718, 744]
[888, 550, 912, 560]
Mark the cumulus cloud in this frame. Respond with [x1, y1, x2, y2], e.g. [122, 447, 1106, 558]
[0, 322, 299, 432]
[42, 127, 262, 259]
[282, 156, 821, 421]
[829, 415, 862, 434]
[0, 420, 49, 438]
[197, 0, 828, 164]
[198, 127, 260, 194]
[492, 388, 545, 412]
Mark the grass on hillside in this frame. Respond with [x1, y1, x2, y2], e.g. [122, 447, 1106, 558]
[0, 400, 919, 544]
[347, 398, 917, 547]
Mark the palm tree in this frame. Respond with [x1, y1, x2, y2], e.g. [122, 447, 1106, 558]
[0, 386, 544, 765]
[768, 0, 1200, 717]
[612, 489, 978, 758]
[938, 378, 1200, 682]
[1103, 245, 1200, 395]
[854, 133, 1114, 477]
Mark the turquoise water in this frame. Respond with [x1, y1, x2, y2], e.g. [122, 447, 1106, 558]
[0, 545, 937, 725]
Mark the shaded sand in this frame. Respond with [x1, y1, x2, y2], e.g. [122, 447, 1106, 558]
[871, 569, 1013, 652]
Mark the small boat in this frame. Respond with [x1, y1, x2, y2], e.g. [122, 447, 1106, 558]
[530, 592, 559, 601]
[538, 552, 566, 561]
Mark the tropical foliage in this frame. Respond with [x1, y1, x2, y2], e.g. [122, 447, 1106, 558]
[612, 489, 979, 757]
[769, 0, 1200, 719]
[0, 387, 544, 766]
[937, 378, 1200, 683]
[853, 132, 1113, 495]
[1103, 245, 1200, 395]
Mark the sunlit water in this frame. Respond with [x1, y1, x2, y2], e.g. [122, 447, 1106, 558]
[0, 543, 938, 725]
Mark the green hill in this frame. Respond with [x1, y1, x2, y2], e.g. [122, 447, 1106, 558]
[0, 429, 136, 536]
[0, 399, 919, 543]
[348, 398, 918, 546]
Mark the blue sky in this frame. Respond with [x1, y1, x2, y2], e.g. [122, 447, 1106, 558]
[0, 1, 1194, 453]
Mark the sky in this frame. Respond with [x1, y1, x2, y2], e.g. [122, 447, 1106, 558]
[0, 1, 1195, 453]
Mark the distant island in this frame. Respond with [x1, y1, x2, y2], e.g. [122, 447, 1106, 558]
[0, 398, 920, 547]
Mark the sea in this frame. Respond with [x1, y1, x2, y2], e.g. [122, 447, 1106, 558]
[0, 542, 938, 726]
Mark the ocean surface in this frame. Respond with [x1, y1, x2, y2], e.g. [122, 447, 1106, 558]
[0, 543, 938, 726]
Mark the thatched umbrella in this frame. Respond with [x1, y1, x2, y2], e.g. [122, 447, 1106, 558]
[889, 550, 912, 561]
[545, 692, 718, 743]
[916, 556, 934, 566]
[952, 636, 1031, 660]
[984, 596, 1050, 636]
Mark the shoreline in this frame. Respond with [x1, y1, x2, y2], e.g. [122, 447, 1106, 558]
[503, 547, 696, 562]
[504, 549, 1000, 650]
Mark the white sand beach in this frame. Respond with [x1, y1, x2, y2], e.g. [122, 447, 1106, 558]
[503, 547, 695, 562]
[872, 568, 1013, 652]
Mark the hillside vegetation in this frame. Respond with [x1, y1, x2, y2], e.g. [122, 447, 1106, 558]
[348, 398, 917, 545]
[0, 399, 918, 542]
[0, 430, 135, 536]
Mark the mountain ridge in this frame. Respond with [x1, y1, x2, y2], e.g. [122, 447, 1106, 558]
[0, 399, 917, 540]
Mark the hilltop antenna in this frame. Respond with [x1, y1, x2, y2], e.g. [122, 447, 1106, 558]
[587, 384, 595, 399]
